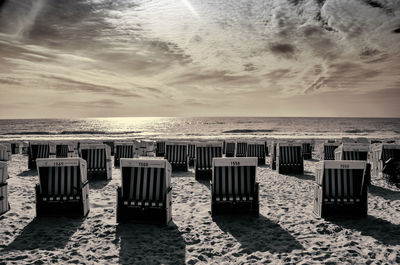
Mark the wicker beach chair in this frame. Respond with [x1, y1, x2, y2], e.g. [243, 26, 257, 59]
[116, 158, 172, 225]
[79, 144, 112, 180]
[225, 141, 236, 158]
[211, 157, 259, 217]
[276, 142, 304, 174]
[50, 142, 76, 158]
[0, 144, 11, 162]
[165, 142, 189, 171]
[35, 158, 90, 217]
[0, 161, 10, 216]
[313, 160, 369, 218]
[103, 141, 115, 156]
[322, 141, 340, 160]
[156, 141, 166, 157]
[114, 142, 135, 167]
[188, 143, 196, 167]
[334, 143, 369, 161]
[236, 141, 248, 157]
[246, 141, 266, 165]
[302, 142, 312, 160]
[195, 142, 223, 179]
[370, 144, 400, 184]
[28, 142, 50, 169]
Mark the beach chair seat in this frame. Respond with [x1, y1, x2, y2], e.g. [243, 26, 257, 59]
[79, 144, 112, 180]
[114, 142, 135, 167]
[322, 141, 340, 160]
[35, 158, 90, 217]
[371, 144, 400, 185]
[116, 158, 172, 225]
[334, 143, 369, 161]
[0, 161, 10, 216]
[246, 142, 266, 165]
[211, 158, 259, 216]
[225, 142, 236, 158]
[195, 142, 223, 179]
[270, 142, 277, 170]
[277, 142, 304, 174]
[28, 142, 50, 169]
[313, 160, 369, 218]
[236, 141, 247, 157]
[165, 142, 188, 171]
[188, 143, 196, 167]
[156, 141, 166, 157]
[302, 142, 312, 160]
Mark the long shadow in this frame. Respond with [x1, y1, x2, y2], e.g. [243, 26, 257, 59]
[17, 169, 37, 177]
[171, 170, 194, 178]
[285, 172, 315, 181]
[330, 215, 400, 246]
[196, 178, 210, 190]
[115, 221, 185, 265]
[2, 217, 83, 251]
[369, 185, 400, 201]
[213, 215, 304, 254]
[89, 179, 111, 190]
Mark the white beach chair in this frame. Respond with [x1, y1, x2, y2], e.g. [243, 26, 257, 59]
[116, 158, 172, 225]
[195, 142, 223, 179]
[246, 141, 266, 165]
[370, 143, 400, 184]
[0, 161, 10, 216]
[114, 142, 135, 167]
[313, 160, 369, 218]
[79, 144, 112, 180]
[276, 142, 304, 174]
[165, 142, 189, 171]
[35, 158, 90, 217]
[211, 157, 259, 217]
[0, 144, 11, 162]
[334, 143, 369, 161]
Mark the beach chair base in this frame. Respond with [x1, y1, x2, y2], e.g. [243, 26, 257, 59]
[211, 183, 259, 217]
[35, 184, 90, 217]
[0, 183, 10, 216]
[195, 169, 212, 179]
[303, 154, 312, 160]
[257, 157, 266, 166]
[171, 163, 189, 172]
[277, 165, 304, 175]
[88, 170, 111, 181]
[116, 187, 172, 226]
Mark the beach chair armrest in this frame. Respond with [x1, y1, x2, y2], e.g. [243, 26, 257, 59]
[82, 180, 89, 187]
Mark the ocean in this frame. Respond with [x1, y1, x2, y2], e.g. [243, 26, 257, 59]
[0, 117, 399, 142]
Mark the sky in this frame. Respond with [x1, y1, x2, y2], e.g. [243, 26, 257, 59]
[0, 0, 399, 118]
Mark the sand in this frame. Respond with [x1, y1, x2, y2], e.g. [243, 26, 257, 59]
[1, 153, 400, 264]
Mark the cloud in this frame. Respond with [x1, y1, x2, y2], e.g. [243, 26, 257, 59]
[269, 43, 296, 59]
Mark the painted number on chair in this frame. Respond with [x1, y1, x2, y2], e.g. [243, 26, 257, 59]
[340, 164, 349, 169]
[139, 162, 149, 167]
[231, 161, 240, 166]
[54, 162, 64, 167]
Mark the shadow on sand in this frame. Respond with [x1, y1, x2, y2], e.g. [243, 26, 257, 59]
[89, 179, 112, 190]
[330, 215, 400, 246]
[2, 217, 84, 251]
[369, 184, 400, 201]
[116, 221, 185, 265]
[17, 169, 37, 177]
[285, 172, 315, 181]
[196, 178, 210, 190]
[213, 215, 304, 254]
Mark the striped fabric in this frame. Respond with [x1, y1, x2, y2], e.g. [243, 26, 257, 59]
[382, 148, 400, 162]
[165, 144, 187, 165]
[302, 143, 312, 158]
[33, 144, 50, 159]
[196, 146, 223, 171]
[38, 165, 84, 199]
[81, 148, 107, 172]
[56, 145, 69, 158]
[236, 142, 247, 157]
[0, 144, 9, 161]
[115, 145, 134, 160]
[225, 142, 235, 157]
[121, 167, 166, 207]
[323, 144, 339, 160]
[156, 142, 166, 156]
[247, 143, 266, 158]
[279, 145, 302, 166]
[370, 144, 400, 178]
[341, 151, 368, 161]
[188, 144, 196, 161]
[213, 165, 256, 201]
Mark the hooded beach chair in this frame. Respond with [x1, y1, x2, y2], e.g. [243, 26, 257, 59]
[246, 141, 266, 165]
[136, 140, 156, 157]
[0, 144, 11, 162]
[225, 141, 236, 158]
[276, 142, 304, 174]
[79, 144, 112, 180]
[28, 142, 50, 169]
[322, 141, 340, 160]
[334, 143, 369, 161]
[195, 142, 223, 179]
[270, 142, 277, 170]
[103, 141, 115, 156]
[313, 160, 369, 218]
[114, 142, 135, 167]
[156, 141, 166, 157]
[370, 144, 400, 184]
[211, 157, 259, 217]
[50, 142, 76, 158]
[35, 158, 90, 217]
[302, 142, 312, 160]
[116, 158, 172, 225]
[165, 142, 189, 171]
[236, 141, 248, 157]
[188, 143, 196, 167]
[0, 161, 10, 216]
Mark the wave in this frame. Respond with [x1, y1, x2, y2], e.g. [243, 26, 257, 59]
[344, 129, 376, 134]
[2, 130, 141, 135]
[222, 129, 275, 134]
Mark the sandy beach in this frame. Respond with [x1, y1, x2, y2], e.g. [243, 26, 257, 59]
[0, 150, 399, 264]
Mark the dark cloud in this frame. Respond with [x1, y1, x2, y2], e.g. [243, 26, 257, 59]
[393, 28, 400, 33]
[269, 43, 296, 59]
